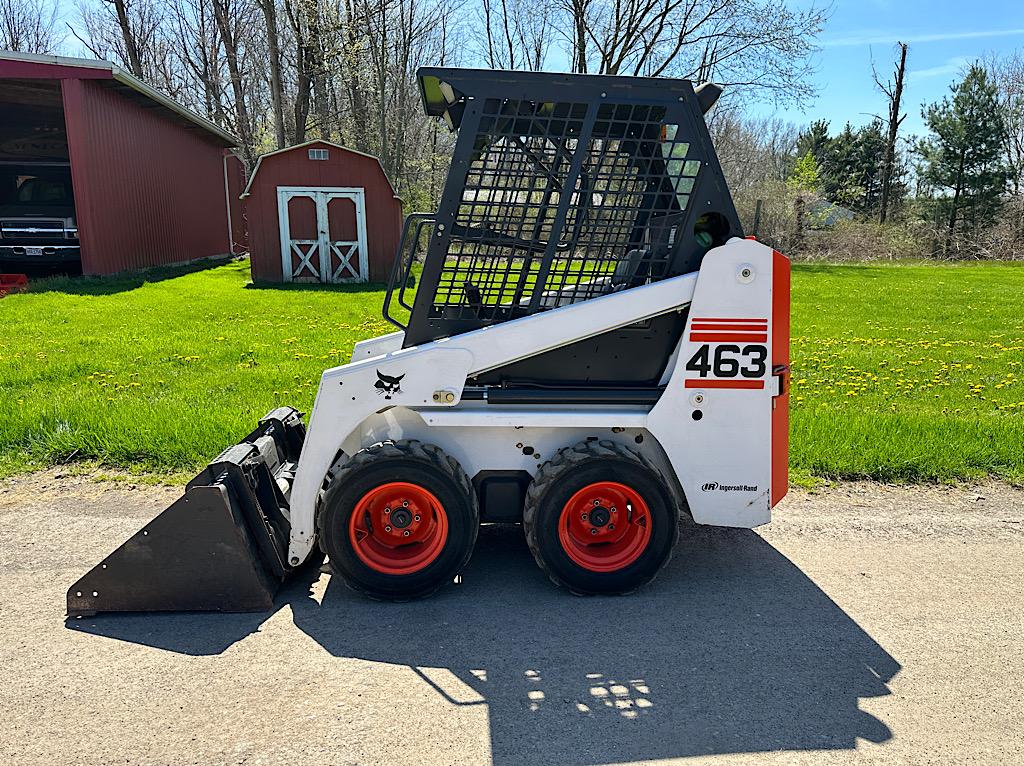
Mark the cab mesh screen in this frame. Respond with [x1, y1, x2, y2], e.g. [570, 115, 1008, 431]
[431, 99, 699, 321]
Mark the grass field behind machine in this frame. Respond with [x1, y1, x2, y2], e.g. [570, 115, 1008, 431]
[1, 258, 1022, 486]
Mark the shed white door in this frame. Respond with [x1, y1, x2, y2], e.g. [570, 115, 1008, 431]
[277, 186, 369, 283]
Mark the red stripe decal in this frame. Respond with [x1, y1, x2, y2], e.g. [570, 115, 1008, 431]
[685, 379, 765, 389]
[690, 333, 768, 342]
[692, 323, 768, 331]
[692, 318, 767, 324]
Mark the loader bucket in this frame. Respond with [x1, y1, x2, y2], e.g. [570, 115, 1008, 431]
[67, 407, 307, 617]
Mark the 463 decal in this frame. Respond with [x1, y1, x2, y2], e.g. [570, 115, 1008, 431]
[685, 344, 767, 379]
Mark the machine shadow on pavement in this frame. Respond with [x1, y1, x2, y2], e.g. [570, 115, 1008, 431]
[67, 523, 900, 764]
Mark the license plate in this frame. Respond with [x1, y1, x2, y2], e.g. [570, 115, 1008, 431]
[25, 247, 44, 256]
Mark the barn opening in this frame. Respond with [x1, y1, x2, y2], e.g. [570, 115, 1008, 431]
[0, 77, 79, 275]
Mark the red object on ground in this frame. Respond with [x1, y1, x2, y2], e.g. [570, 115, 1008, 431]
[348, 481, 450, 575]
[557, 481, 653, 572]
[0, 274, 28, 296]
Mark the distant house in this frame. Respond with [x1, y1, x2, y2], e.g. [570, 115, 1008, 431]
[807, 200, 856, 229]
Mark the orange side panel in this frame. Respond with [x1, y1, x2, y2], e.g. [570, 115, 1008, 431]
[771, 250, 791, 507]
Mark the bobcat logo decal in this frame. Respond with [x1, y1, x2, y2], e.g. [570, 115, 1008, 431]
[375, 370, 405, 399]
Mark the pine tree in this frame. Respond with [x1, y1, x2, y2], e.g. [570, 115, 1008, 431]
[854, 120, 887, 212]
[918, 65, 1009, 247]
[796, 120, 831, 165]
[823, 121, 888, 212]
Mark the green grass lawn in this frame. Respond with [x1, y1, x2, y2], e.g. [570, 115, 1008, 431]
[790, 262, 1024, 485]
[1, 259, 1022, 485]
[0, 261, 393, 479]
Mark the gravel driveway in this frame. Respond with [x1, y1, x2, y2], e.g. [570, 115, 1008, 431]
[2, 470, 1022, 765]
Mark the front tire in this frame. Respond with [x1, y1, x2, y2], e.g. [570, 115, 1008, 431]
[524, 440, 679, 595]
[318, 440, 479, 600]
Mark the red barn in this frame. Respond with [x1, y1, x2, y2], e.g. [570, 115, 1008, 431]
[241, 140, 402, 284]
[0, 51, 242, 275]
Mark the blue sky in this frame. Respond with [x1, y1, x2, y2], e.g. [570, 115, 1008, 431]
[52, 0, 1023, 139]
[753, 0, 1024, 137]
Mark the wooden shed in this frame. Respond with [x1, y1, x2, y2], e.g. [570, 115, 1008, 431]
[241, 140, 402, 284]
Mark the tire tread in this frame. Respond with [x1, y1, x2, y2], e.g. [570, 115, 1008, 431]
[317, 440, 478, 600]
[523, 440, 681, 595]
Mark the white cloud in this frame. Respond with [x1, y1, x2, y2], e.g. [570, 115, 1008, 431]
[908, 56, 972, 82]
[823, 28, 1024, 48]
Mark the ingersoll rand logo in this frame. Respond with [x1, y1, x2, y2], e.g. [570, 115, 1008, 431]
[702, 482, 758, 492]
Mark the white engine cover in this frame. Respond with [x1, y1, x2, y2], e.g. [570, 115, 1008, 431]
[285, 238, 789, 564]
[648, 237, 789, 526]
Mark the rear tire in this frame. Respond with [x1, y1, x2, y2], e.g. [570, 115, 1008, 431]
[524, 440, 679, 595]
[318, 440, 479, 600]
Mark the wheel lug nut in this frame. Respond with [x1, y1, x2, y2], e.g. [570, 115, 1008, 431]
[593, 500, 601, 506]
[414, 515, 421, 522]
[581, 513, 588, 521]
[384, 508, 391, 514]
[403, 530, 410, 537]
[611, 507, 617, 513]
[385, 525, 392, 532]
[608, 524, 615, 530]
[402, 500, 409, 507]
[590, 528, 598, 535]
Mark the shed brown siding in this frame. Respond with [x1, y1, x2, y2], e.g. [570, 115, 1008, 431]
[61, 79, 232, 275]
[245, 141, 402, 283]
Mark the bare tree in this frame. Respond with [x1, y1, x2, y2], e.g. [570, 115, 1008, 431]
[108, 0, 144, 75]
[256, 0, 288, 148]
[986, 51, 1024, 196]
[709, 109, 798, 192]
[210, 0, 256, 158]
[73, 0, 167, 81]
[874, 41, 908, 224]
[983, 51, 1024, 245]
[58, 0, 828, 209]
[338, 0, 371, 152]
[559, 0, 827, 105]
[167, 0, 227, 122]
[1, 0, 61, 52]
[284, 0, 337, 143]
[477, 0, 554, 70]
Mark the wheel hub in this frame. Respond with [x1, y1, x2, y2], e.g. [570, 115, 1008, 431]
[391, 507, 413, 528]
[589, 506, 611, 527]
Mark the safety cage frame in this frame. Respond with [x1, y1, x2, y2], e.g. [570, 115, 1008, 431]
[384, 67, 742, 348]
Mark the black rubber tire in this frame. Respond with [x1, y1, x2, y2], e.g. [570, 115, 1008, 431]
[317, 440, 479, 600]
[524, 440, 680, 595]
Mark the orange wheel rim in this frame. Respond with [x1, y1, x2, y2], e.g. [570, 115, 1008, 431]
[557, 481, 652, 573]
[349, 482, 449, 575]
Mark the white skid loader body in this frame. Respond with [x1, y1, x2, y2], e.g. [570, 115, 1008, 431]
[68, 68, 792, 614]
[285, 237, 789, 566]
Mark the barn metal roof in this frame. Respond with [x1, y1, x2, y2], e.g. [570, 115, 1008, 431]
[0, 50, 239, 147]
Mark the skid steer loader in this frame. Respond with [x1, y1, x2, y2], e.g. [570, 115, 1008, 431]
[67, 67, 790, 615]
